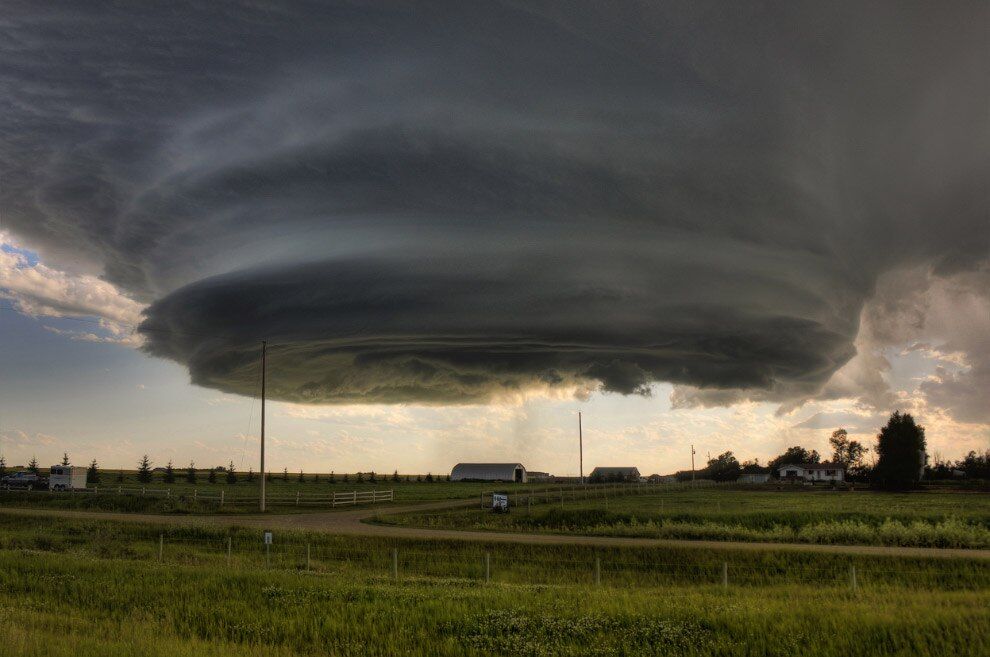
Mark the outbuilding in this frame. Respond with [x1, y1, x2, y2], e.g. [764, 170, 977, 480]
[777, 463, 844, 482]
[589, 466, 641, 483]
[450, 463, 527, 483]
[738, 473, 771, 484]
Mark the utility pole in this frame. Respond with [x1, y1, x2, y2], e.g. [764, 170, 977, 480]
[260, 340, 267, 513]
[578, 411, 584, 485]
[691, 444, 695, 482]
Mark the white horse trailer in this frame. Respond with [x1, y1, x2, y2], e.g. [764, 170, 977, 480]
[49, 466, 87, 491]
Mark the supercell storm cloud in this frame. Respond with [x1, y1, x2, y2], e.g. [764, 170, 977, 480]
[2, 2, 987, 404]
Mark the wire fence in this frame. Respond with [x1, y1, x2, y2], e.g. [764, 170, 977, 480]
[8, 532, 985, 593]
[0, 485, 394, 508]
[480, 479, 728, 510]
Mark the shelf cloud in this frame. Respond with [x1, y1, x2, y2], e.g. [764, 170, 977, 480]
[2, 2, 987, 405]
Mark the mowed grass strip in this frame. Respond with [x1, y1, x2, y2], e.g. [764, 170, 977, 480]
[376, 489, 990, 548]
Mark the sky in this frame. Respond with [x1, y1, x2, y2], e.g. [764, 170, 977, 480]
[1, 2, 987, 474]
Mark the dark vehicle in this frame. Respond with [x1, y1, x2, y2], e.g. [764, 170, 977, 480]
[1, 472, 47, 490]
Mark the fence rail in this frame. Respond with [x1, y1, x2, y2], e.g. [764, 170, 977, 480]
[480, 479, 729, 510]
[0, 485, 394, 508]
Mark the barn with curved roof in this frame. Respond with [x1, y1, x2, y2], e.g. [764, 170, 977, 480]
[450, 463, 527, 483]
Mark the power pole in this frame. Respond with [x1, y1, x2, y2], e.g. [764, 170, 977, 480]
[691, 445, 695, 482]
[578, 411, 584, 485]
[260, 340, 267, 513]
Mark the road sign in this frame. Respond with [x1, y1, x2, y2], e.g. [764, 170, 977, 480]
[264, 531, 273, 545]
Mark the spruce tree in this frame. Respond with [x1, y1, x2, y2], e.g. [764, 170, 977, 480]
[298, 469, 305, 483]
[87, 459, 100, 484]
[425, 472, 433, 483]
[186, 461, 197, 484]
[61, 452, 71, 466]
[0, 455, 7, 480]
[329, 471, 336, 484]
[282, 467, 289, 482]
[226, 461, 238, 484]
[369, 471, 377, 483]
[28, 456, 39, 475]
[313, 472, 320, 483]
[208, 468, 217, 484]
[137, 455, 153, 483]
[163, 460, 175, 484]
[392, 470, 400, 482]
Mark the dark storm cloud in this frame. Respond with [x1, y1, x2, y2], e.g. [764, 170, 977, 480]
[2, 1, 988, 404]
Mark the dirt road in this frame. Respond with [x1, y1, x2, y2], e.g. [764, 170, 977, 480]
[2, 502, 988, 560]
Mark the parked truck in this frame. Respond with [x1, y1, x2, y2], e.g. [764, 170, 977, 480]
[1, 471, 46, 490]
[48, 465, 87, 491]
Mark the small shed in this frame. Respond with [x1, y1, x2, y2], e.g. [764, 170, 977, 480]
[450, 463, 527, 483]
[590, 466, 641, 483]
[738, 473, 771, 484]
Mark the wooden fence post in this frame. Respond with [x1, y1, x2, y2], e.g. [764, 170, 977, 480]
[296, 491, 300, 506]
[850, 565, 857, 591]
[595, 557, 601, 586]
[227, 536, 232, 566]
[392, 548, 399, 580]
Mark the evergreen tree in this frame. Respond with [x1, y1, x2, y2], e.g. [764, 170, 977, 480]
[87, 459, 100, 484]
[247, 467, 255, 482]
[163, 460, 175, 484]
[343, 473, 350, 483]
[226, 461, 238, 484]
[266, 471, 273, 482]
[874, 411, 927, 488]
[208, 468, 217, 484]
[314, 472, 320, 483]
[416, 474, 422, 482]
[137, 455, 153, 483]
[28, 456, 39, 475]
[298, 469, 305, 483]
[425, 472, 433, 482]
[61, 452, 71, 466]
[369, 471, 377, 483]
[0, 455, 6, 479]
[329, 471, 336, 484]
[282, 467, 289, 482]
[392, 470, 400, 482]
[186, 461, 197, 484]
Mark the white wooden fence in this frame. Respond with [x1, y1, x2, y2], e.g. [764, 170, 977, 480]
[0, 485, 394, 508]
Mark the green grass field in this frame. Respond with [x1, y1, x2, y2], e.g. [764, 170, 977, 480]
[0, 515, 988, 656]
[376, 488, 990, 548]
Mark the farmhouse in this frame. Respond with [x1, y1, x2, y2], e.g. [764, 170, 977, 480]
[450, 463, 527, 483]
[527, 471, 554, 482]
[777, 463, 845, 482]
[590, 466, 641, 483]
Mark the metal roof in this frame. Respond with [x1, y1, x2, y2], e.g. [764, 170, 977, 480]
[450, 463, 526, 481]
[590, 466, 640, 476]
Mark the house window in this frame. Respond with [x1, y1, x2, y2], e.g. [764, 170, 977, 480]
[826, 470, 835, 476]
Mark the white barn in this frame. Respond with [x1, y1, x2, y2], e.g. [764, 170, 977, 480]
[450, 463, 527, 483]
[777, 463, 845, 482]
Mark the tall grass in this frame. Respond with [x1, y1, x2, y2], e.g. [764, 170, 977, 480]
[378, 490, 990, 549]
[0, 546, 987, 657]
